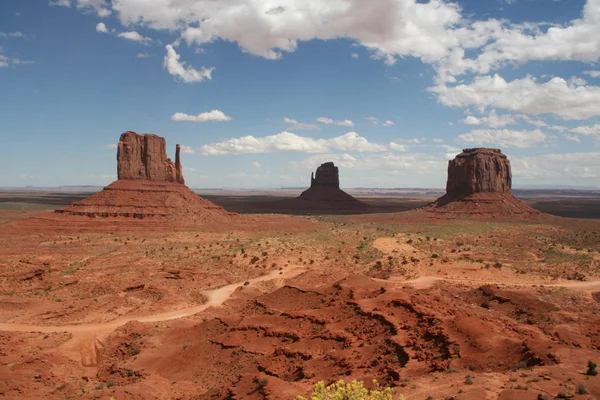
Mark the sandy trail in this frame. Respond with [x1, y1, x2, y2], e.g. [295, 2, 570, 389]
[0, 266, 306, 335]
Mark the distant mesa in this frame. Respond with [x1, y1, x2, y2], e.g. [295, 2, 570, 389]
[298, 162, 365, 205]
[56, 131, 234, 220]
[425, 148, 540, 217]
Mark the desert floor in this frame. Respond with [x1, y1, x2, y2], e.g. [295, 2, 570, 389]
[0, 192, 599, 399]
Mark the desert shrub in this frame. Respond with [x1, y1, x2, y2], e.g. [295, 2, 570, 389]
[576, 384, 589, 395]
[587, 360, 598, 376]
[297, 380, 400, 400]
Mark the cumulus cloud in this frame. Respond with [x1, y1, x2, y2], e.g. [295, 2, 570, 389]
[317, 117, 355, 127]
[584, 70, 600, 78]
[458, 128, 551, 148]
[136, 52, 149, 58]
[96, 22, 108, 33]
[200, 131, 388, 155]
[163, 44, 214, 83]
[571, 123, 600, 141]
[114, 0, 463, 62]
[171, 110, 232, 122]
[382, 120, 395, 127]
[180, 145, 196, 154]
[103, 144, 117, 149]
[117, 31, 152, 44]
[366, 117, 380, 125]
[563, 134, 581, 142]
[432, 74, 600, 120]
[283, 118, 319, 131]
[49, 0, 71, 6]
[511, 152, 600, 183]
[463, 110, 517, 128]
[50, 0, 111, 16]
[252, 161, 261, 168]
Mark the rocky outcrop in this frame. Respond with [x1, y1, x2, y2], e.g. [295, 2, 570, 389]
[117, 131, 185, 184]
[425, 148, 539, 218]
[310, 162, 340, 188]
[297, 162, 366, 209]
[57, 131, 235, 221]
[446, 148, 511, 197]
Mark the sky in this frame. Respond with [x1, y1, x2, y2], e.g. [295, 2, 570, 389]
[1, 0, 600, 189]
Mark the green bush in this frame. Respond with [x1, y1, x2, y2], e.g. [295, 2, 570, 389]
[297, 379, 401, 400]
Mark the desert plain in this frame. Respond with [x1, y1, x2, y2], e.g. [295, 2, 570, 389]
[0, 136, 599, 400]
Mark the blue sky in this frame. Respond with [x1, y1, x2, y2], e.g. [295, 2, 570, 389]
[1, 0, 599, 189]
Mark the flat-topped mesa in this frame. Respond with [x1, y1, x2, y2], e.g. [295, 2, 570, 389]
[310, 162, 340, 189]
[446, 148, 511, 198]
[117, 131, 185, 184]
[424, 147, 540, 217]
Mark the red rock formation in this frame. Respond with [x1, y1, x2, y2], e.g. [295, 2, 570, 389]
[57, 131, 234, 220]
[297, 162, 366, 209]
[446, 148, 511, 197]
[426, 148, 539, 217]
[117, 131, 184, 184]
[310, 162, 340, 188]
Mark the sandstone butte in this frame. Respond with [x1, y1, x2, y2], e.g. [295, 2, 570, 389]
[298, 162, 367, 207]
[56, 131, 234, 220]
[426, 148, 540, 217]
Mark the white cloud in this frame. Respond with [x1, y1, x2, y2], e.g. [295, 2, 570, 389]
[371, 50, 397, 66]
[171, 110, 232, 122]
[366, 117, 380, 125]
[0, 32, 28, 38]
[252, 162, 261, 168]
[283, 117, 319, 131]
[114, 0, 463, 63]
[96, 22, 108, 33]
[563, 134, 581, 142]
[200, 131, 388, 155]
[49, 0, 71, 6]
[389, 142, 408, 151]
[180, 145, 196, 154]
[570, 76, 588, 86]
[511, 152, 600, 183]
[163, 44, 214, 83]
[458, 128, 551, 148]
[583, 70, 600, 78]
[0, 50, 33, 68]
[51, 0, 111, 16]
[383, 120, 395, 127]
[432, 74, 600, 120]
[351, 53, 359, 59]
[317, 117, 355, 127]
[136, 52, 149, 58]
[117, 31, 152, 44]
[571, 123, 600, 140]
[462, 110, 517, 128]
[104, 144, 117, 149]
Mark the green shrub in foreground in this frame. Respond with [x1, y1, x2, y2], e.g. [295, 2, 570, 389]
[297, 379, 402, 400]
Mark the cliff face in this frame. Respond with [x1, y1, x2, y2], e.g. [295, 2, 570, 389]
[310, 162, 340, 189]
[446, 148, 511, 197]
[425, 148, 539, 217]
[117, 131, 185, 184]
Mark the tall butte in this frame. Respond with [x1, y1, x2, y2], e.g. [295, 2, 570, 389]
[297, 162, 367, 208]
[426, 148, 539, 217]
[57, 131, 234, 220]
